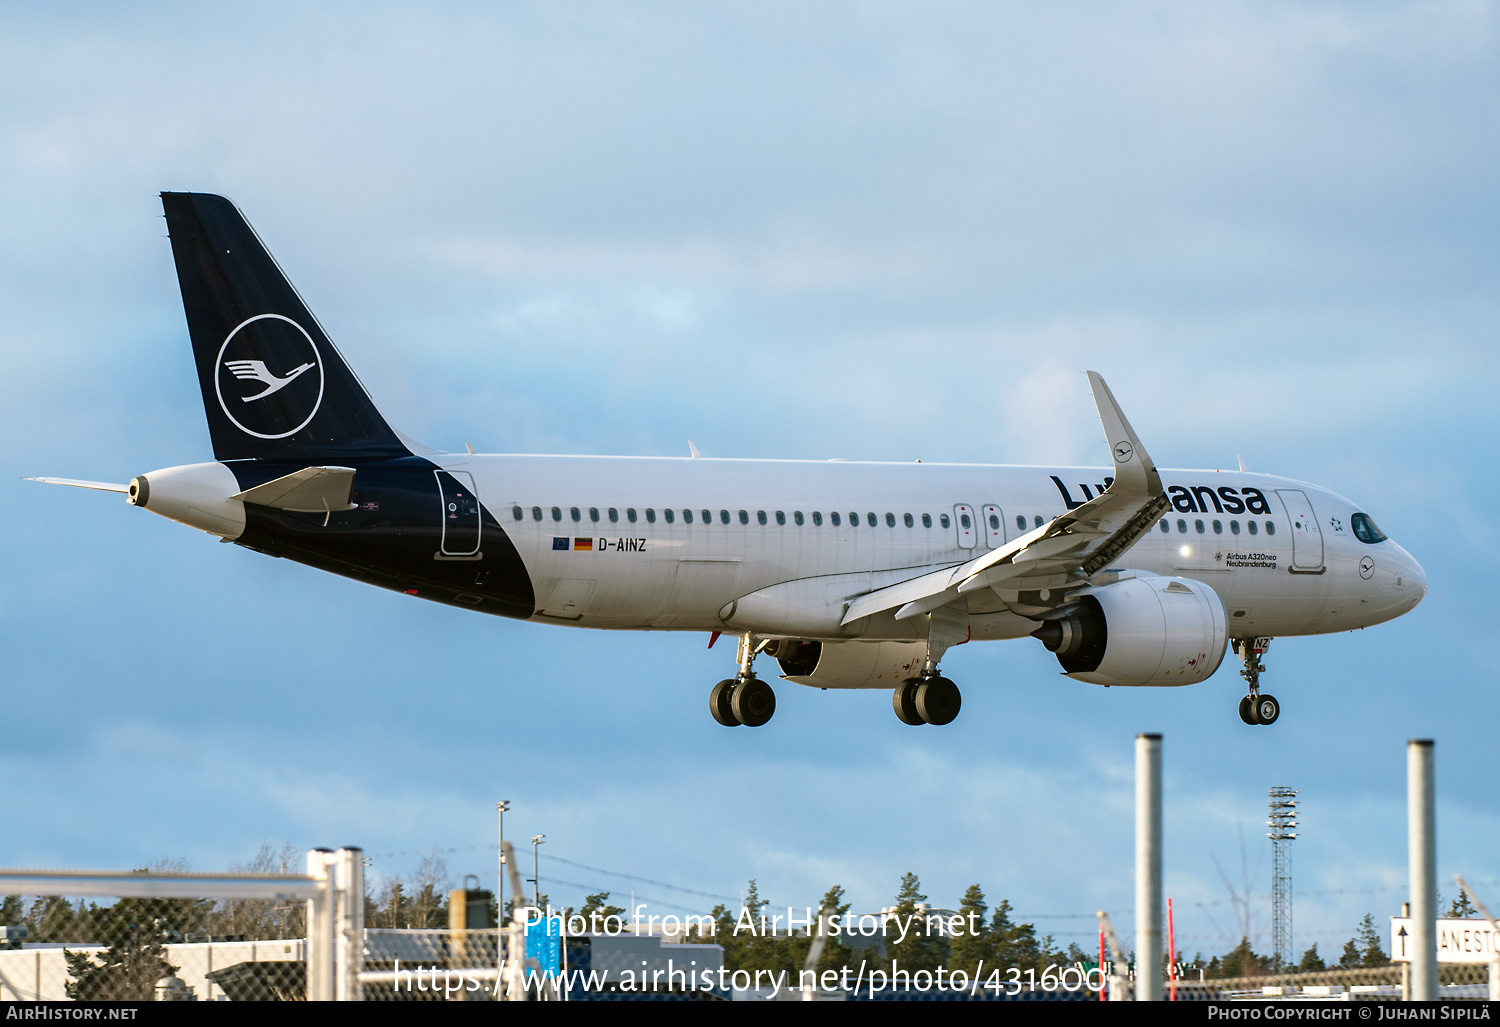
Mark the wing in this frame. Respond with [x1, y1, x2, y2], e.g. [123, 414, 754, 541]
[841, 371, 1168, 625]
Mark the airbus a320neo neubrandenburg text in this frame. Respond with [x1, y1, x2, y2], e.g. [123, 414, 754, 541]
[32, 193, 1427, 728]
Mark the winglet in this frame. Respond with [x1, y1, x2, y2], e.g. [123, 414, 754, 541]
[1086, 372, 1161, 497]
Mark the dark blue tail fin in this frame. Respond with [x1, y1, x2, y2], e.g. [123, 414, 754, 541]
[162, 192, 409, 462]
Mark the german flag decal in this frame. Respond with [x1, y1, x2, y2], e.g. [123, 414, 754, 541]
[573, 537, 594, 551]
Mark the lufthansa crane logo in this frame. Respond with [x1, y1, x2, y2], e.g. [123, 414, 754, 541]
[1113, 441, 1134, 463]
[214, 313, 324, 439]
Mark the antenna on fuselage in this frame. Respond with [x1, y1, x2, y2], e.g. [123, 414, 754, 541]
[1237, 454, 1249, 472]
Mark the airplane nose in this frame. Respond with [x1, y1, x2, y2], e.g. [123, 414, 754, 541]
[1398, 544, 1427, 606]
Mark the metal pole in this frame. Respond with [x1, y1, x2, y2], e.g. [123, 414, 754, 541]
[1136, 733, 1163, 1001]
[497, 801, 509, 995]
[334, 848, 364, 1001]
[305, 848, 335, 1001]
[531, 835, 545, 909]
[1408, 740, 1436, 1001]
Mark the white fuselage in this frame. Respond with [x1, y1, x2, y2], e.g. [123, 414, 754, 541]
[434, 454, 1427, 641]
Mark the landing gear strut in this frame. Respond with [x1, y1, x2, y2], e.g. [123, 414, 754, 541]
[1235, 637, 1279, 726]
[892, 603, 966, 726]
[709, 635, 777, 727]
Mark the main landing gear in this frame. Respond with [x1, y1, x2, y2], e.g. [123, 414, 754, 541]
[710, 635, 777, 727]
[892, 601, 967, 726]
[893, 675, 961, 726]
[1235, 637, 1279, 726]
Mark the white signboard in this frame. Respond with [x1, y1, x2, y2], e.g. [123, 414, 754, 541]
[1389, 917, 1500, 964]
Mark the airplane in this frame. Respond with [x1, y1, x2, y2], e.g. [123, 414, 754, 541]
[30, 193, 1428, 729]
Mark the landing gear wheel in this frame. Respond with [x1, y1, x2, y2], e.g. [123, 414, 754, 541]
[1254, 694, 1280, 726]
[1238, 695, 1256, 725]
[893, 679, 923, 725]
[731, 677, 776, 727]
[915, 677, 961, 726]
[710, 679, 740, 726]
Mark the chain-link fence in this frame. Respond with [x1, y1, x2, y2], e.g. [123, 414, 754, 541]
[1170, 962, 1496, 1001]
[0, 849, 355, 1001]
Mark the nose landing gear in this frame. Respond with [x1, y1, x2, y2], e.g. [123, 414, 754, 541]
[1235, 637, 1279, 726]
[708, 635, 777, 727]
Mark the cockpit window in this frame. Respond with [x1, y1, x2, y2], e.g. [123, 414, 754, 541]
[1351, 512, 1387, 544]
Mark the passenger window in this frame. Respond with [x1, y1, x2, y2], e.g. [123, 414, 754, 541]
[988, 514, 999, 530]
[775, 511, 786, 526]
[627, 508, 638, 523]
[570, 507, 581, 522]
[513, 506, 523, 520]
[960, 514, 971, 529]
[757, 510, 768, 525]
[1034, 516, 1043, 528]
[663, 509, 674, 523]
[1018, 515, 1027, 531]
[1177, 519, 1187, 533]
[701, 509, 711, 524]
[904, 513, 914, 528]
[551, 507, 562, 522]
[885, 512, 896, 527]
[739, 510, 749, 525]
[832, 512, 842, 526]
[940, 514, 950, 529]
[867, 512, 877, 527]
[813, 511, 823, 526]
[589, 507, 600, 522]
[608, 508, 619, 523]
[682, 509, 692, 524]
[1230, 520, 1240, 535]
[1159, 519, 1169, 533]
[1265, 521, 1276, 535]
[1351, 512, 1387, 544]
[532, 506, 542, 521]
[1248, 520, 1258, 535]
[849, 512, 859, 526]
[794, 511, 804, 526]
[1212, 519, 1222, 534]
[1195, 519, 1205, 534]
[720, 510, 730, 524]
[646, 509, 657, 523]
[922, 513, 932, 528]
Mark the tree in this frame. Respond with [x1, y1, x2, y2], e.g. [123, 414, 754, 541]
[949, 884, 993, 977]
[990, 899, 1043, 972]
[1448, 893, 1477, 919]
[1, 896, 23, 927]
[886, 873, 946, 972]
[812, 885, 855, 975]
[576, 892, 626, 929]
[1298, 943, 1326, 972]
[1356, 913, 1388, 967]
[1219, 937, 1267, 978]
[65, 897, 182, 1000]
[1336, 938, 1362, 969]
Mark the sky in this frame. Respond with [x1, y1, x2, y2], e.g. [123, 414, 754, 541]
[2, 1, 1497, 961]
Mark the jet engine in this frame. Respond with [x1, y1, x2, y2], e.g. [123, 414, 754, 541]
[764, 639, 927, 690]
[1030, 574, 1227, 686]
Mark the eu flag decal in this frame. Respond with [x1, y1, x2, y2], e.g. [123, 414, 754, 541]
[552, 537, 569, 551]
[573, 538, 594, 551]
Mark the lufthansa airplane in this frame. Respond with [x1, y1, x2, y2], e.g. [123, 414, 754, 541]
[31, 193, 1427, 729]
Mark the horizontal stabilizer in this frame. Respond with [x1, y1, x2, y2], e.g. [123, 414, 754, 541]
[232, 466, 357, 512]
[25, 477, 128, 493]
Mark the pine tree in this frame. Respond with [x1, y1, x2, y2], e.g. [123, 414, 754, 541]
[887, 873, 946, 972]
[1356, 913, 1388, 967]
[1336, 937, 1362, 969]
[812, 885, 854, 975]
[1220, 937, 1266, 978]
[949, 884, 992, 976]
[1448, 893, 1477, 919]
[1298, 943, 1326, 972]
[990, 899, 1042, 972]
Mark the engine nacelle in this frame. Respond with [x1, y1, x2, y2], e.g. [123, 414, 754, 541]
[128, 462, 245, 539]
[1030, 574, 1227, 687]
[766, 639, 927, 690]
